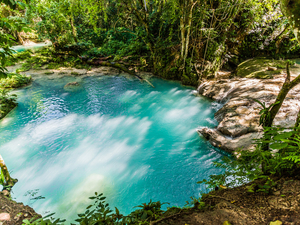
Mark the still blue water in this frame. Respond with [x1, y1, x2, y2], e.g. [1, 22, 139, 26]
[0, 75, 225, 221]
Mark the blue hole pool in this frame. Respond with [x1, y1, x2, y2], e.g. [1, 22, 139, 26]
[0, 74, 225, 221]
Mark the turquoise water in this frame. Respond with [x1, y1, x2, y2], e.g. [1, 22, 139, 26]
[11, 42, 52, 53]
[0, 75, 225, 221]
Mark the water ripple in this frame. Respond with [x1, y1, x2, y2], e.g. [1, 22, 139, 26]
[0, 76, 226, 221]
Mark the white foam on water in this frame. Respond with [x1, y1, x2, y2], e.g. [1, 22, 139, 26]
[30, 114, 77, 141]
[119, 90, 140, 103]
[129, 104, 142, 113]
[1, 113, 153, 218]
[164, 106, 200, 121]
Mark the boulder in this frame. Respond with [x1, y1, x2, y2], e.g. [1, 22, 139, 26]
[64, 82, 79, 87]
[63, 82, 82, 92]
[198, 128, 263, 153]
[235, 58, 285, 79]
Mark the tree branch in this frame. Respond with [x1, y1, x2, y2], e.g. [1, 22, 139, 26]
[84, 58, 155, 88]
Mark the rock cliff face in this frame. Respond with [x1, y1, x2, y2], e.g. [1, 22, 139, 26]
[197, 64, 300, 153]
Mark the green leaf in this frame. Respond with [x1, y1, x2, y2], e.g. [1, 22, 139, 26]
[263, 185, 271, 189]
[270, 142, 288, 150]
[43, 213, 55, 219]
[274, 132, 294, 140]
[115, 207, 120, 215]
[147, 210, 153, 216]
[141, 211, 147, 220]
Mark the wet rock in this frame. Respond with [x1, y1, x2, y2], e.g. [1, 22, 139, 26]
[0, 190, 10, 197]
[198, 128, 263, 152]
[197, 69, 300, 152]
[268, 66, 277, 71]
[64, 82, 79, 88]
[235, 58, 286, 79]
[0, 213, 10, 221]
[64, 82, 82, 92]
[86, 67, 120, 76]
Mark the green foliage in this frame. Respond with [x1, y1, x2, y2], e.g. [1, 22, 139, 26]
[251, 98, 280, 126]
[73, 192, 168, 225]
[256, 177, 277, 194]
[0, 1, 31, 77]
[30, 0, 76, 49]
[22, 213, 65, 225]
[6, 50, 33, 66]
[184, 196, 206, 210]
[19, 192, 201, 225]
[199, 125, 300, 191]
[21, 0, 300, 84]
[15, 47, 88, 71]
[0, 168, 5, 186]
[0, 73, 31, 88]
[0, 88, 17, 117]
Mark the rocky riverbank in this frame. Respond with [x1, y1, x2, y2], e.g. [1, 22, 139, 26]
[197, 59, 300, 153]
[0, 193, 41, 224]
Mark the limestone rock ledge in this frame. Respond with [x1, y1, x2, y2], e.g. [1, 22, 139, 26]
[197, 73, 300, 153]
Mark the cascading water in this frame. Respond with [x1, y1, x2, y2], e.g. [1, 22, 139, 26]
[0, 74, 225, 221]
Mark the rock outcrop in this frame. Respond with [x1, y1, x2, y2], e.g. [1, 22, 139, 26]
[235, 58, 287, 79]
[64, 81, 79, 87]
[63, 81, 82, 92]
[197, 62, 300, 153]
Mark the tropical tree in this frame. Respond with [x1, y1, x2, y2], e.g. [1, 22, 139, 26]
[0, 0, 29, 77]
[280, 0, 300, 43]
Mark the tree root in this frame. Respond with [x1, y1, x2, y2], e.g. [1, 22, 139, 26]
[81, 57, 155, 88]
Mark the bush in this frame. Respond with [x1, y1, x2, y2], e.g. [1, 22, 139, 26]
[0, 73, 31, 88]
[6, 50, 33, 66]
[0, 88, 17, 119]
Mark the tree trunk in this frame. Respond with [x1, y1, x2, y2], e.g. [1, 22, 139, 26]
[261, 63, 300, 152]
[183, 1, 197, 66]
[0, 154, 18, 189]
[295, 108, 300, 129]
[69, 16, 78, 43]
[280, 0, 300, 43]
[84, 58, 155, 88]
[180, 15, 186, 60]
[16, 31, 24, 45]
[264, 64, 300, 128]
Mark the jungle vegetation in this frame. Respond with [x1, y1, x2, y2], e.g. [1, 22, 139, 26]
[2, 0, 300, 84]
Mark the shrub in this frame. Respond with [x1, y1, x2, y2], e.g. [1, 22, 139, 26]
[0, 73, 31, 88]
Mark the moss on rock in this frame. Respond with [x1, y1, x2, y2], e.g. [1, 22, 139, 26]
[235, 58, 288, 79]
